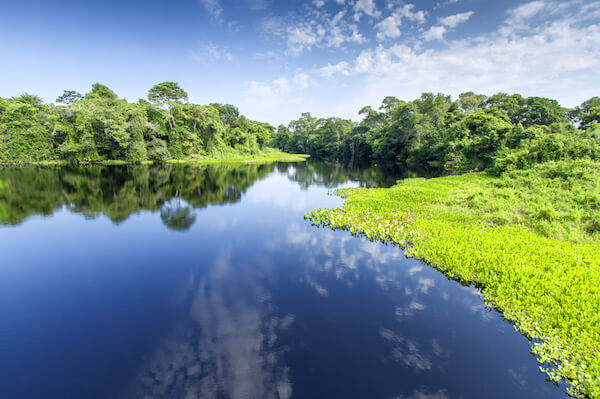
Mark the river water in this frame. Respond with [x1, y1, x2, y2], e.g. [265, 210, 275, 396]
[0, 161, 566, 398]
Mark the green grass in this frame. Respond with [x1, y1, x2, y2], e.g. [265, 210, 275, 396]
[308, 159, 600, 398]
[165, 148, 309, 164]
[0, 149, 308, 166]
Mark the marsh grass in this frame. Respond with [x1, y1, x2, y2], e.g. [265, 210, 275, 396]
[0, 149, 308, 166]
[308, 159, 600, 398]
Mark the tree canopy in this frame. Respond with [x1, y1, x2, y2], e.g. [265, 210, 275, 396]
[271, 92, 599, 176]
[0, 83, 272, 164]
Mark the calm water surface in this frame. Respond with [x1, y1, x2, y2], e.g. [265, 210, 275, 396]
[0, 162, 566, 398]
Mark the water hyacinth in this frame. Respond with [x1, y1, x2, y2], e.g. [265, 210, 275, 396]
[307, 160, 600, 398]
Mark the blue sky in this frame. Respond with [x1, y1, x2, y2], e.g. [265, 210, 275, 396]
[1, 0, 599, 124]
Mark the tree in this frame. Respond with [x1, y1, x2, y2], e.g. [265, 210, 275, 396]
[148, 82, 188, 129]
[148, 82, 188, 105]
[458, 91, 486, 114]
[56, 90, 83, 105]
[209, 103, 240, 126]
[85, 83, 118, 100]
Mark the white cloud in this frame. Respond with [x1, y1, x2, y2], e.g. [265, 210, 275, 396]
[198, 0, 223, 18]
[510, 1, 546, 21]
[248, 71, 312, 98]
[423, 25, 447, 41]
[440, 10, 474, 28]
[375, 4, 427, 41]
[268, 5, 365, 54]
[501, 1, 547, 35]
[331, 10, 346, 26]
[395, 4, 426, 24]
[319, 61, 351, 78]
[249, 78, 291, 97]
[293, 72, 310, 89]
[313, 0, 326, 7]
[350, 10, 600, 109]
[353, 0, 381, 20]
[375, 16, 402, 40]
[244, 0, 600, 124]
[287, 25, 320, 55]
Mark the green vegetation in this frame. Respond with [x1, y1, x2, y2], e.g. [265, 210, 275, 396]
[3, 81, 599, 395]
[301, 92, 600, 397]
[272, 93, 600, 174]
[0, 82, 305, 164]
[309, 160, 600, 397]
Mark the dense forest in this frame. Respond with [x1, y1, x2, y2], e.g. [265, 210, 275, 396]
[0, 82, 274, 163]
[272, 92, 600, 175]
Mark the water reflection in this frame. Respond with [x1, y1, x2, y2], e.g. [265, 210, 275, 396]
[123, 252, 293, 399]
[0, 161, 391, 229]
[0, 161, 567, 398]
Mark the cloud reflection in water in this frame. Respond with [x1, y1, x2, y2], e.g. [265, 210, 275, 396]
[123, 252, 293, 399]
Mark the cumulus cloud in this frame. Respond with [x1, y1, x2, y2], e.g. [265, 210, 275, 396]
[354, 6, 600, 107]
[423, 25, 446, 40]
[439, 10, 474, 28]
[353, 0, 381, 21]
[319, 61, 351, 78]
[248, 71, 312, 97]
[375, 16, 402, 40]
[245, 0, 600, 124]
[375, 4, 426, 41]
[500, 1, 548, 35]
[287, 24, 321, 55]
[264, 4, 365, 55]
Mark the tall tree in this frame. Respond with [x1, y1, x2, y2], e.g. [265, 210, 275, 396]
[56, 90, 83, 105]
[148, 82, 188, 129]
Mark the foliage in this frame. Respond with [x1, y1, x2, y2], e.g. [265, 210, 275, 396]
[308, 159, 600, 398]
[0, 83, 281, 164]
[272, 92, 599, 175]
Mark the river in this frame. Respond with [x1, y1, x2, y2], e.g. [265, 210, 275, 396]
[0, 161, 566, 398]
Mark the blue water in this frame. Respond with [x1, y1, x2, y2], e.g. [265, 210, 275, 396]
[0, 162, 566, 398]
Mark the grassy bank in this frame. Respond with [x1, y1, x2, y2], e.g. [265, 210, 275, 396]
[0, 149, 308, 166]
[308, 159, 600, 398]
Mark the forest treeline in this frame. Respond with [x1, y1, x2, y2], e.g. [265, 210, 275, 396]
[271, 92, 600, 175]
[0, 82, 273, 163]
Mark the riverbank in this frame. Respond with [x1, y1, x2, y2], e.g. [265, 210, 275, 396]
[308, 159, 600, 398]
[0, 149, 309, 166]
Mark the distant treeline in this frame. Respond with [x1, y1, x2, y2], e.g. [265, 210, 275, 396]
[0, 82, 273, 163]
[271, 93, 600, 175]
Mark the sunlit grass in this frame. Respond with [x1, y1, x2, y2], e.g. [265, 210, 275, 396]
[0, 149, 308, 166]
[308, 159, 600, 398]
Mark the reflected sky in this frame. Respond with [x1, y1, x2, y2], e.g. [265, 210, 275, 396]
[0, 161, 567, 398]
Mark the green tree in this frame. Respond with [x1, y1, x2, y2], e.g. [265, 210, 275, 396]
[56, 90, 83, 105]
[85, 83, 118, 100]
[148, 82, 189, 129]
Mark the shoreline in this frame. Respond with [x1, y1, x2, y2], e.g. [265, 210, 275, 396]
[0, 152, 309, 167]
[308, 160, 600, 399]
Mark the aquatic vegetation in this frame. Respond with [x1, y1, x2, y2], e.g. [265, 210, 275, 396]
[308, 159, 600, 398]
